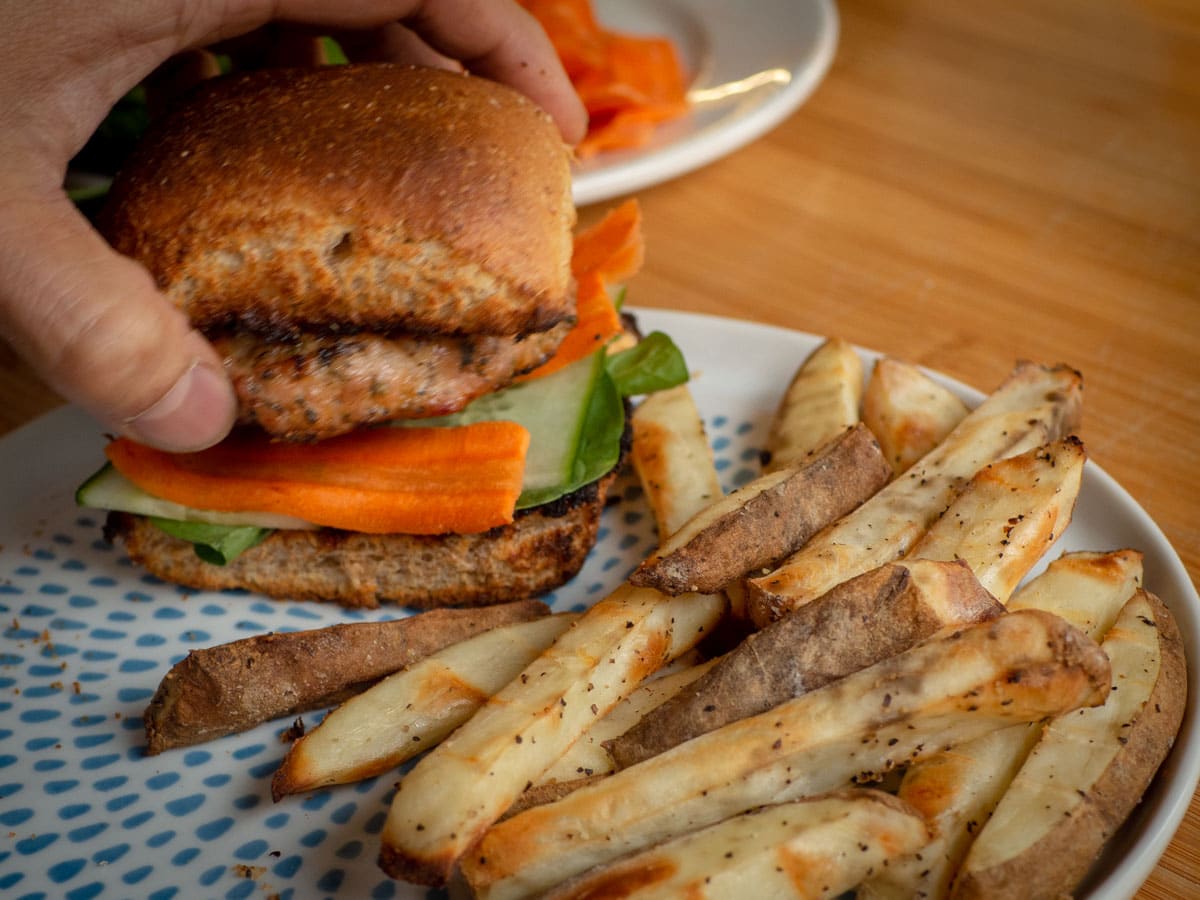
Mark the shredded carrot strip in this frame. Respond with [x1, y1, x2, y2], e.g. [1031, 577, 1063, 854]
[519, 0, 689, 157]
[106, 422, 530, 535]
[520, 200, 644, 380]
[572, 198, 644, 281]
[518, 271, 619, 381]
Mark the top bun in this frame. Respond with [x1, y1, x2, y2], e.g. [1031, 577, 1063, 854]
[101, 64, 576, 338]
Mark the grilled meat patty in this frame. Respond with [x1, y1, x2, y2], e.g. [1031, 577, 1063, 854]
[214, 321, 571, 442]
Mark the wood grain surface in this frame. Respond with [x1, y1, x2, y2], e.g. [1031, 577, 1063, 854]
[0, 0, 1195, 895]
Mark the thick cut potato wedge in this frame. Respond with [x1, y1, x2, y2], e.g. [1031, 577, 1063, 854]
[271, 613, 577, 799]
[142, 599, 549, 754]
[857, 724, 1044, 900]
[377, 585, 725, 885]
[461, 610, 1110, 900]
[630, 423, 890, 595]
[762, 337, 864, 473]
[608, 559, 1003, 769]
[1008, 548, 1144, 633]
[535, 656, 717, 786]
[746, 361, 1082, 626]
[863, 357, 970, 475]
[953, 589, 1187, 900]
[630, 383, 724, 538]
[859, 549, 1146, 899]
[905, 437, 1086, 603]
[542, 790, 929, 900]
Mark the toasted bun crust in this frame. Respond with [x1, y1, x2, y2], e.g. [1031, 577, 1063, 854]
[104, 471, 617, 609]
[100, 64, 576, 337]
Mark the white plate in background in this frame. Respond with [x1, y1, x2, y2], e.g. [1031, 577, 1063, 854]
[0, 309, 1195, 898]
[571, 0, 839, 205]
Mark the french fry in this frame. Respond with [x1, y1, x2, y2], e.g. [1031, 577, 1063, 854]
[534, 655, 717, 786]
[1007, 548, 1144, 633]
[630, 383, 724, 538]
[607, 558, 1003, 769]
[542, 790, 930, 900]
[762, 337, 864, 473]
[746, 361, 1083, 626]
[377, 377, 733, 885]
[905, 436, 1086, 603]
[142, 599, 550, 754]
[271, 613, 577, 799]
[462, 610, 1111, 899]
[630, 423, 890, 595]
[863, 357, 970, 475]
[858, 549, 1146, 900]
[954, 589, 1187, 899]
[377, 584, 724, 884]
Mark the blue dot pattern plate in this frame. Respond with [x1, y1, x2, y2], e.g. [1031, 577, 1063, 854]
[1, 310, 1196, 899]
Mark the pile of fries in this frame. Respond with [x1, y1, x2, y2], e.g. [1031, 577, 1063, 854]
[151, 338, 1187, 899]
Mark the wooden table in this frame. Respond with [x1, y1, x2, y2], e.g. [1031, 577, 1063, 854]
[0, 0, 1196, 895]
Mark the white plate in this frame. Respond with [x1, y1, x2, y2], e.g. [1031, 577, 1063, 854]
[0, 309, 1195, 899]
[571, 0, 839, 206]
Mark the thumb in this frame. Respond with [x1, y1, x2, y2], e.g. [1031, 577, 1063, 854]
[0, 186, 237, 451]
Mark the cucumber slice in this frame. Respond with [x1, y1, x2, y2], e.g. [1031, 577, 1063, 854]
[76, 464, 316, 529]
[408, 350, 614, 508]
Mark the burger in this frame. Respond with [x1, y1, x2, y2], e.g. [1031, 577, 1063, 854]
[76, 63, 686, 609]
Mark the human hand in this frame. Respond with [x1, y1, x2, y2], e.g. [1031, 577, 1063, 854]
[0, 0, 585, 451]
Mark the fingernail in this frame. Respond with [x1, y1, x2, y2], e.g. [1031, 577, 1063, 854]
[124, 362, 236, 451]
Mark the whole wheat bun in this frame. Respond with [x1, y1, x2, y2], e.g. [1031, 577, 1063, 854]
[105, 469, 618, 609]
[100, 63, 576, 339]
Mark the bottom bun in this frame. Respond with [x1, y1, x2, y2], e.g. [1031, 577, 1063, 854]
[104, 471, 618, 610]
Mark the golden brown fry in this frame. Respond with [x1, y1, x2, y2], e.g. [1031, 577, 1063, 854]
[905, 436, 1086, 603]
[746, 361, 1082, 626]
[630, 384, 724, 539]
[954, 589, 1187, 900]
[142, 599, 549, 754]
[863, 357, 970, 475]
[543, 790, 929, 900]
[462, 610, 1110, 899]
[377, 585, 725, 886]
[271, 613, 577, 799]
[762, 337, 864, 473]
[630, 423, 890, 595]
[608, 559, 1003, 769]
[859, 549, 1146, 900]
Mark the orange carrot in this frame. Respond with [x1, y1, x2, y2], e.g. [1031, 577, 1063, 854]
[519, 200, 644, 380]
[520, 0, 689, 156]
[518, 271, 620, 381]
[105, 422, 530, 535]
[572, 198, 644, 282]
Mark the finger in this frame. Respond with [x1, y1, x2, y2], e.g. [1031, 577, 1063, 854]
[0, 185, 236, 451]
[401, 0, 587, 143]
[221, 1, 587, 143]
[333, 23, 462, 72]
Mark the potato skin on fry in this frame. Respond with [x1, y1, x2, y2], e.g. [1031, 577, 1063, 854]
[143, 600, 548, 754]
[462, 610, 1112, 899]
[745, 361, 1083, 626]
[609, 559, 1003, 768]
[630, 423, 891, 595]
[952, 590, 1187, 900]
